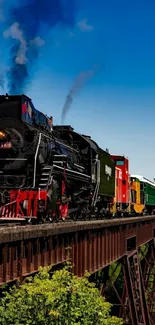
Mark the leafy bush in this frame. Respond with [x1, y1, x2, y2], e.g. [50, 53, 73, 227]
[0, 266, 123, 325]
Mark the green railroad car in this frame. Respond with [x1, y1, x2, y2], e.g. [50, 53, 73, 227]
[99, 148, 115, 199]
[131, 175, 155, 214]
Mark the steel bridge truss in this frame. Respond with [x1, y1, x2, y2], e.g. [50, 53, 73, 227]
[0, 217, 154, 325]
[94, 240, 155, 325]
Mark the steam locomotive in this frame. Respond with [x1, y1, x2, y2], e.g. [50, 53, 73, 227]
[0, 94, 115, 223]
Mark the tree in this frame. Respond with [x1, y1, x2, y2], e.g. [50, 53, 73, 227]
[0, 265, 123, 325]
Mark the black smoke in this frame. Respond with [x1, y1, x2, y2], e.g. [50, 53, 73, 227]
[61, 66, 97, 123]
[4, 0, 76, 94]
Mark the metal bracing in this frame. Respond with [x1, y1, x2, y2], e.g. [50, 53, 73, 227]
[98, 244, 155, 325]
[0, 220, 154, 325]
[139, 240, 155, 325]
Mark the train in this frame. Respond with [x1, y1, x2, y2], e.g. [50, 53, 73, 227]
[0, 93, 154, 223]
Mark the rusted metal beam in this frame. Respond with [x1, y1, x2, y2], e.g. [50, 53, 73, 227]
[140, 239, 155, 325]
[0, 216, 155, 325]
[0, 218, 153, 285]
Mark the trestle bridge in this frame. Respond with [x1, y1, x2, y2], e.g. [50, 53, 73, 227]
[0, 216, 155, 325]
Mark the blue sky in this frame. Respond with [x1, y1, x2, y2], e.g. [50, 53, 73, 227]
[0, 0, 155, 180]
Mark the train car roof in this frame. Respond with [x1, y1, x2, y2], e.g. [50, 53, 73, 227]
[111, 154, 128, 159]
[131, 175, 155, 187]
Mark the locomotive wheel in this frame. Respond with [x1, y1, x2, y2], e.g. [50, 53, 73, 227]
[47, 208, 59, 223]
[71, 211, 78, 221]
[37, 211, 48, 223]
[42, 214, 48, 223]
[26, 218, 37, 225]
[48, 215, 55, 223]
[48, 214, 59, 223]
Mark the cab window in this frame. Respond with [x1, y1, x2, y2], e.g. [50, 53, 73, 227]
[116, 160, 124, 166]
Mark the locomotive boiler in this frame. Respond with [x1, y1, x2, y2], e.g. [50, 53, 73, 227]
[0, 94, 115, 222]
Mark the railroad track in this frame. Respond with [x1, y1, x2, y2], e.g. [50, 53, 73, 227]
[0, 222, 23, 228]
[0, 214, 154, 230]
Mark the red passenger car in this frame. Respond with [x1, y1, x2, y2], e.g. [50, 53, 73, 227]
[111, 155, 130, 214]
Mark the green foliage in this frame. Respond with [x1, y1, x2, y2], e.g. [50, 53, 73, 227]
[0, 266, 123, 325]
[109, 263, 121, 285]
[139, 244, 148, 261]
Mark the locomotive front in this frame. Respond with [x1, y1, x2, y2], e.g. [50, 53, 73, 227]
[0, 94, 37, 189]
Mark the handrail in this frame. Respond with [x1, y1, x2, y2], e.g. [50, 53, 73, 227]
[91, 159, 100, 207]
[33, 133, 42, 188]
[0, 158, 27, 160]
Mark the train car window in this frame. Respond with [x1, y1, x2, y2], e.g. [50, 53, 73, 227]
[140, 183, 144, 190]
[116, 161, 124, 166]
[140, 192, 144, 204]
[131, 189, 136, 203]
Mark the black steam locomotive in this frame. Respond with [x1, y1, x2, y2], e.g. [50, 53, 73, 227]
[0, 94, 115, 222]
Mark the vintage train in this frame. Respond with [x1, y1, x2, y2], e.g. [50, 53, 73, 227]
[0, 93, 154, 223]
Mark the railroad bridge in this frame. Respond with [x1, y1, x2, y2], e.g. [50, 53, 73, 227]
[0, 216, 155, 325]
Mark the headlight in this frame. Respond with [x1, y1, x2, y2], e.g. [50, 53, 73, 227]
[0, 130, 6, 139]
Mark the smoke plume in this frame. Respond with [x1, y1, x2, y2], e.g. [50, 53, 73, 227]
[61, 66, 97, 123]
[4, 0, 76, 94]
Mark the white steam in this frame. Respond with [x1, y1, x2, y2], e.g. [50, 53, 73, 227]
[3, 22, 27, 65]
[3, 23, 45, 65]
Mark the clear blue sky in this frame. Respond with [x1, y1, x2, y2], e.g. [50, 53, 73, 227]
[0, 0, 155, 180]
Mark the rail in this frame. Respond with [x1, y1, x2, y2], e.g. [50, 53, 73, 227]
[0, 215, 154, 243]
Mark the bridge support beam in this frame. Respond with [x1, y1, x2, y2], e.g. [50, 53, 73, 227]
[121, 252, 150, 325]
[0, 217, 154, 324]
[100, 240, 155, 325]
[139, 240, 155, 324]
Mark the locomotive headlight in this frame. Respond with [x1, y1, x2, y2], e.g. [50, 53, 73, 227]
[0, 130, 6, 139]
